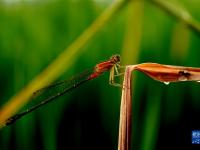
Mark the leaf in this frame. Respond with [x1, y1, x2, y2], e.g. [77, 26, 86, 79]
[135, 63, 200, 83]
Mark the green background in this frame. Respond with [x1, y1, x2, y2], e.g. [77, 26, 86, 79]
[0, 0, 200, 149]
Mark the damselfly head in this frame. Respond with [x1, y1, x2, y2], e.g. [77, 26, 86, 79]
[110, 54, 120, 64]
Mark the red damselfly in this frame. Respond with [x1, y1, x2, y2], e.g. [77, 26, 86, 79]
[4, 54, 121, 126]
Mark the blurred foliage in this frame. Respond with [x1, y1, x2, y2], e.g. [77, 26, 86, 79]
[0, 0, 200, 150]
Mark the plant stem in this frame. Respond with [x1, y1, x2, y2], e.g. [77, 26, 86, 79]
[122, 0, 144, 64]
[118, 66, 135, 150]
[149, 0, 200, 35]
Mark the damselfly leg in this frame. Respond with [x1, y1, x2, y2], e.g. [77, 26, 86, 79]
[109, 64, 125, 87]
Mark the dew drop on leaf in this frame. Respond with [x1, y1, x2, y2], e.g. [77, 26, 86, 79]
[164, 82, 170, 85]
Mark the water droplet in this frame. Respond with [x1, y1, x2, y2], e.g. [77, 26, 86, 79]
[164, 82, 170, 85]
[178, 76, 187, 81]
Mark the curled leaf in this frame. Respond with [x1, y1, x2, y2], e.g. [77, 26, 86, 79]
[135, 63, 200, 83]
[117, 63, 200, 150]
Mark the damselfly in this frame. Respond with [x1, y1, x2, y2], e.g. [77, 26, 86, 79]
[4, 54, 121, 126]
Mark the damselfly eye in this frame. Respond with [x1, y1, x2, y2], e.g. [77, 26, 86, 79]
[111, 54, 120, 63]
